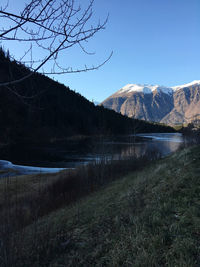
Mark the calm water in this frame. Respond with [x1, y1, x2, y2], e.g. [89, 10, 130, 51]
[0, 133, 183, 177]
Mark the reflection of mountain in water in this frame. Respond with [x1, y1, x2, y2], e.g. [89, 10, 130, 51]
[0, 133, 183, 177]
[100, 133, 183, 160]
[135, 133, 183, 157]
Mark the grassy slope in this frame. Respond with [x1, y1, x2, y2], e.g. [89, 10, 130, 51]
[0, 171, 64, 207]
[5, 146, 200, 266]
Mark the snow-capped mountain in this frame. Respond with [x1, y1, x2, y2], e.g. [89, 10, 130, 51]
[116, 84, 173, 95]
[101, 81, 200, 125]
[172, 80, 200, 91]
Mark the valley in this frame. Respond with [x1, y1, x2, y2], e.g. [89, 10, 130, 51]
[0, 46, 199, 267]
[0, 0, 200, 266]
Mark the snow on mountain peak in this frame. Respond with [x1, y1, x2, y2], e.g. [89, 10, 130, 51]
[117, 84, 173, 95]
[116, 80, 200, 96]
[172, 80, 200, 91]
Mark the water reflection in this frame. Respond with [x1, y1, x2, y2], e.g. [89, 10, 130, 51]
[97, 133, 183, 160]
[0, 133, 183, 177]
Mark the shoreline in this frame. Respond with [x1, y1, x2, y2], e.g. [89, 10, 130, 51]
[0, 133, 183, 178]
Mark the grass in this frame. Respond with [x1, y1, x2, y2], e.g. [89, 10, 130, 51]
[0, 145, 200, 266]
[0, 152, 159, 232]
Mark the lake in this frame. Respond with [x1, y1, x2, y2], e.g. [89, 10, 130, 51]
[0, 133, 183, 177]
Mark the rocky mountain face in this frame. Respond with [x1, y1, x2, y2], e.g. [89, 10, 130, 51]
[101, 81, 200, 125]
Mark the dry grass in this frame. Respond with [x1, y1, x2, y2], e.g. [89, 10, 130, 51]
[0, 146, 200, 266]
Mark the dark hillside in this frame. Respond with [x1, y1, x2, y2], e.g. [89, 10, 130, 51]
[0, 48, 174, 145]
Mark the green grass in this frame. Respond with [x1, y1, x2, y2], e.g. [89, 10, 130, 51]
[1, 145, 200, 266]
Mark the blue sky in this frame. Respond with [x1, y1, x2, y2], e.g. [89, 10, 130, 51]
[1, 0, 200, 102]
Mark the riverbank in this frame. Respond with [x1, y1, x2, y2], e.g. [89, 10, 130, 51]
[1, 145, 200, 266]
[0, 133, 183, 177]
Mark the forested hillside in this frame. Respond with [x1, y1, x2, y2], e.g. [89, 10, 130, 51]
[0, 48, 174, 145]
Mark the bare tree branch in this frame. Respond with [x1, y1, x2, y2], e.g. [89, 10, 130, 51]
[0, 0, 112, 87]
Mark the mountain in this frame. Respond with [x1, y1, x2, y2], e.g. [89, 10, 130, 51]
[101, 81, 200, 125]
[0, 48, 174, 145]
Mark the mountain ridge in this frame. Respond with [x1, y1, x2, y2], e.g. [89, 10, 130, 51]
[102, 81, 200, 125]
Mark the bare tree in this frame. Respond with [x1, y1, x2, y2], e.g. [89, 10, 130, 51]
[0, 0, 112, 87]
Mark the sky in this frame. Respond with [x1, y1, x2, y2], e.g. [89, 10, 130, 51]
[1, 0, 200, 102]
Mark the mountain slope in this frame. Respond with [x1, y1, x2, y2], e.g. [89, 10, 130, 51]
[102, 81, 200, 125]
[161, 84, 200, 124]
[0, 48, 174, 145]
